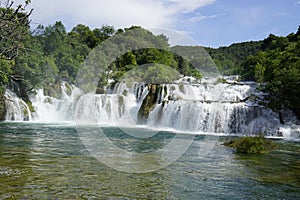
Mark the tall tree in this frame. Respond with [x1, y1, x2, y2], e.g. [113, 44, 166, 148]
[0, 0, 32, 60]
[0, 0, 32, 119]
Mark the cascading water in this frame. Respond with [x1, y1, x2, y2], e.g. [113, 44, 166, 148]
[3, 78, 300, 138]
[75, 82, 147, 125]
[29, 82, 80, 122]
[144, 79, 286, 136]
[4, 90, 32, 121]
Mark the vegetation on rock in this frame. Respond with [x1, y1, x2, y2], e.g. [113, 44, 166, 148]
[137, 84, 164, 124]
[0, 92, 6, 120]
[223, 135, 276, 154]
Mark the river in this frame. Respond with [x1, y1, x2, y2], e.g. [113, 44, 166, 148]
[0, 122, 299, 199]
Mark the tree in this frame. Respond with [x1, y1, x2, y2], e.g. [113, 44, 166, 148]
[41, 21, 67, 55]
[71, 24, 97, 48]
[0, 0, 32, 119]
[0, 0, 32, 60]
[0, 0, 32, 92]
[93, 25, 115, 43]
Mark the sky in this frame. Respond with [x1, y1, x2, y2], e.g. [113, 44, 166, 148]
[18, 0, 300, 47]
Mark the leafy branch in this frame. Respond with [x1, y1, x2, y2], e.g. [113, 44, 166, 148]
[0, 0, 33, 60]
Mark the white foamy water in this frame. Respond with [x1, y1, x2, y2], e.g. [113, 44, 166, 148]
[4, 78, 299, 138]
[4, 90, 31, 121]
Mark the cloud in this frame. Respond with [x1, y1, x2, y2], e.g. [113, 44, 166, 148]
[188, 14, 216, 23]
[25, 0, 216, 29]
[167, 0, 216, 13]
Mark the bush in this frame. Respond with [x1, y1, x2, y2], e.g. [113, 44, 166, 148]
[223, 135, 276, 154]
[215, 77, 227, 84]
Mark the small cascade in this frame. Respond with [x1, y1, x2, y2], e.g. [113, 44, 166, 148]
[279, 125, 300, 140]
[76, 94, 128, 124]
[110, 82, 148, 103]
[30, 82, 77, 122]
[4, 90, 32, 121]
[75, 82, 147, 125]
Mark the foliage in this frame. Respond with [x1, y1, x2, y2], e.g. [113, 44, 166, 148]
[0, 59, 13, 85]
[0, 88, 6, 120]
[223, 135, 276, 154]
[172, 46, 217, 77]
[239, 27, 300, 118]
[206, 41, 263, 75]
[208, 26, 300, 119]
[0, 0, 31, 95]
[121, 64, 181, 84]
[92, 30, 204, 92]
[215, 77, 227, 84]
[109, 48, 195, 82]
[0, 0, 32, 60]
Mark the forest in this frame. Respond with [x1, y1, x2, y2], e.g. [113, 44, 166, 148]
[207, 29, 300, 119]
[0, 1, 300, 120]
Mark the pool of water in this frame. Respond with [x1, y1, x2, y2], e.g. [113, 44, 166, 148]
[0, 122, 299, 199]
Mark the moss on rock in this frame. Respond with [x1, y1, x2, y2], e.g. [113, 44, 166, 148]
[223, 135, 276, 154]
[43, 82, 63, 99]
[118, 95, 125, 117]
[64, 82, 72, 96]
[137, 84, 163, 124]
[25, 100, 35, 113]
[96, 87, 106, 94]
[0, 91, 6, 121]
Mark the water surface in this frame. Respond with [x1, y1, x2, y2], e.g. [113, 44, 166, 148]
[0, 122, 299, 199]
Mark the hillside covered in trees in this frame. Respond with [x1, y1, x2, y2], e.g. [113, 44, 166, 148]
[208, 28, 300, 119]
[0, 20, 203, 98]
[0, 1, 299, 120]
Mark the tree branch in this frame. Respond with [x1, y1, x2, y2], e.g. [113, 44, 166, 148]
[0, 0, 32, 60]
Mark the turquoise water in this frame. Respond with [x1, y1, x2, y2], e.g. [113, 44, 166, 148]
[0, 122, 299, 199]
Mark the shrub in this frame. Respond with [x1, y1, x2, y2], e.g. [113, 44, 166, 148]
[215, 77, 227, 84]
[223, 134, 276, 154]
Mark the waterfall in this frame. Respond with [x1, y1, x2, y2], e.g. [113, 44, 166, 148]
[74, 82, 146, 125]
[4, 90, 32, 121]
[30, 82, 78, 122]
[145, 82, 283, 136]
[147, 101, 280, 136]
[3, 78, 299, 138]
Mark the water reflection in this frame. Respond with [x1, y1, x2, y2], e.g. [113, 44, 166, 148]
[0, 123, 34, 199]
[0, 123, 171, 199]
[0, 123, 299, 199]
[234, 141, 300, 186]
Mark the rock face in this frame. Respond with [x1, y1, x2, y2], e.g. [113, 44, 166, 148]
[43, 82, 63, 99]
[0, 92, 6, 120]
[137, 84, 164, 124]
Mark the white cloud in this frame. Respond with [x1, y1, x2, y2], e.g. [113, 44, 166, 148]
[167, 0, 216, 13]
[26, 0, 216, 29]
[188, 14, 216, 23]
